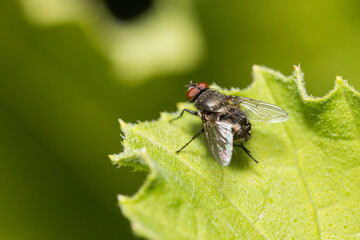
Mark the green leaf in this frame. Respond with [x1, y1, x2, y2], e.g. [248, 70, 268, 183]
[110, 65, 360, 239]
[18, 0, 204, 82]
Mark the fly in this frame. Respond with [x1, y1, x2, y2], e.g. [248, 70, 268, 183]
[170, 81, 289, 166]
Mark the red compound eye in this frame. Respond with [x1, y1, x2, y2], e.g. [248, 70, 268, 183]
[185, 82, 209, 101]
[197, 82, 208, 89]
[186, 87, 199, 101]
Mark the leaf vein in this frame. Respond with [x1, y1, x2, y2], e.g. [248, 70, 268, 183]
[260, 73, 322, 239]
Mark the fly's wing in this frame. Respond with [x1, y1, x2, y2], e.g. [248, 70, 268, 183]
[203, 119, 233, 166]
[227, 96, 289, 123]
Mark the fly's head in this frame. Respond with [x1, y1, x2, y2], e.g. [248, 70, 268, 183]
[185, 81, 209, 102]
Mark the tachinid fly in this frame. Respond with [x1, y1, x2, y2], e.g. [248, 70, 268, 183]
[170, 81, 289, 166]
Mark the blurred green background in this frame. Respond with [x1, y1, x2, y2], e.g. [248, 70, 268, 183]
[2, 0, 360, 239]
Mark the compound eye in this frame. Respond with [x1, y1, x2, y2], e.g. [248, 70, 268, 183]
[186, 87, 199, 101]
[197, 82, 208, 89]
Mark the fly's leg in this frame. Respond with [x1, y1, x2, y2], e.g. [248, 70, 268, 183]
[170, 109, 201, 153]
[176, 129, 204, 153]
[234, 143, 259, 164]
[169, 109, 198, 123]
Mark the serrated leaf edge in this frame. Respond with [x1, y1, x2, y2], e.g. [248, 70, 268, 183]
[111, 65, 360, 239]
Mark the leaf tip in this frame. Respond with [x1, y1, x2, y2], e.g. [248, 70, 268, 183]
[160, 112, 168, 119]
[110, 148, 150, 171]
[333, 75, 360, 97]
[292, 64, 310, 100]
[118, 118, 128, 129]
[252, 64, 261, 72]
[108, 154, 116, 161]
[335, 75, 347, 88]
[117, 194, 129, 204]
[293, 64, 302, 76]
[293, 64, 304, 81]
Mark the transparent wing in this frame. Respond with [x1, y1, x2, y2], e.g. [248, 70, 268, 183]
[204, 119, 233, 166]
[228, 96, 289, 123]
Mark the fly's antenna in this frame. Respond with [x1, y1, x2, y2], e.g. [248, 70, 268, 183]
[185, 81, 197, 88]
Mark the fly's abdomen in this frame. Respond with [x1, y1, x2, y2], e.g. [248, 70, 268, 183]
[232, 114, 251, 142]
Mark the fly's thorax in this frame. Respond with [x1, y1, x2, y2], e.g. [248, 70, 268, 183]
[194, 89, 229, 113]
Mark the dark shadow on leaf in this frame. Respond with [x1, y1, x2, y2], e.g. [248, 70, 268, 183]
[230, 147, 251, 169]
[229, 126, 287, 170]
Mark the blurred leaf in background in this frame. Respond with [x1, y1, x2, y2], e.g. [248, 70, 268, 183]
[19, 0, 205, 81]
[1, 0, 360, 239]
